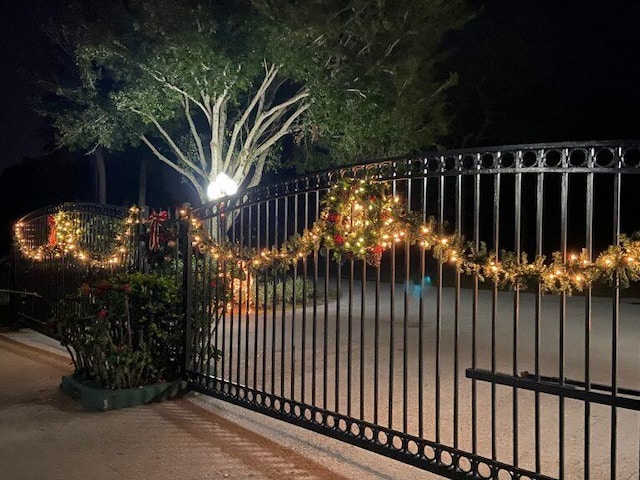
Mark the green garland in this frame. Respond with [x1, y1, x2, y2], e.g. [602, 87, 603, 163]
[15, 208, 138, 267]
[185, 177, 640, 295]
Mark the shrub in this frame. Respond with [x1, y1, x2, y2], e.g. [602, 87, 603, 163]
[54, 272, 183, 389]
[252, 276, 323, 308]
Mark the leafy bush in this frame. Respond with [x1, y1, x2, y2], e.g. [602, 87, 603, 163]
[252, 276, 324, 307]
[54, 272, 183, 389]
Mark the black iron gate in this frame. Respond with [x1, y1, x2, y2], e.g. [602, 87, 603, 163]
[11, 203, 136, 333]
[183, 141, 640, 480]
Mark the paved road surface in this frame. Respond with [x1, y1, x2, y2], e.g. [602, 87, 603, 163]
[0, 332, 439, 480]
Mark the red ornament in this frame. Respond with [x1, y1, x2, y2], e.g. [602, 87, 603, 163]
[334, 234, 345, 246]
[98, 308, 108, 319]
[366, 244, 385, 267]
[326, 211, 340, 223]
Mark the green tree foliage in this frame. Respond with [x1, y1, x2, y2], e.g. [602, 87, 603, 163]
[253, 0, 473, 169]
[44, 0, 472, 202]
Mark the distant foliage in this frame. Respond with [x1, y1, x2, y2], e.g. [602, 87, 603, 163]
[252, 276, 324, 308]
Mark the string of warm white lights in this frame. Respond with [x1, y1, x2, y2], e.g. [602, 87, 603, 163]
[14, 179, 640, 294]
[14, 207, 140, 268]
[184, 177, 640, 295]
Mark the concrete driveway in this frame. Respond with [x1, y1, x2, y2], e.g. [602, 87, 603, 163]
[0, 331, 441, 480]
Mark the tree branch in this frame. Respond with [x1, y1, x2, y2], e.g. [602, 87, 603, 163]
[254, 102, 310, 158]
[131, 108, 207, 182]
[184, 96, 207, 171]
[243, 152, 267, 188]
[223, 63, 279, 172]
[218, 97, 227, 167]
[209, 89, 228, 178]
[139, 134, 206, 202]
[262, 88, 310, 119]
[247, 88, 310, 149]
[146, 69, 210, 120]
[234, 88, 309, 178]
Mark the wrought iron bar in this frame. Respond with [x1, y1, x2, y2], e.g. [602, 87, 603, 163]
[466, 369, 640, 411]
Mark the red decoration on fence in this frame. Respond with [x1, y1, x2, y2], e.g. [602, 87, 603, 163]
[148, 210, 168, 252]
[47, 215, 57, 246]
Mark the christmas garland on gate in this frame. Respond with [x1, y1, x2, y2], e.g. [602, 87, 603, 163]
[184, 177, 640, 295]
[14, 177, 640, 295]
[14, 207, 140, 267]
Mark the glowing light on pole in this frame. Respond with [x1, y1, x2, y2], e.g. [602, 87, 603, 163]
[207, 172, 239, 201]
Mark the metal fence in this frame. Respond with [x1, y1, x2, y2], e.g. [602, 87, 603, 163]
[11, 203, 136, 333]
[183, 141, 640, 480]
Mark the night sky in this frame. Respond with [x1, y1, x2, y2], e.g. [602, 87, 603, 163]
[0, 0, 51, 172]
[444, 1, 640, 146]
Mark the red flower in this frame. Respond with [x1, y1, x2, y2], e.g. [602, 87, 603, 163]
[98, 308, 108, 319]
[210, 279, 218, 288]
[120, 284, 131, 293]
[334, 234, 345, 246]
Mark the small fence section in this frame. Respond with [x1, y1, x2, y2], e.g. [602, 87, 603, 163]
[183, 141, 640, 480]
[10, 203, 139, 333]
[0, 255, 10, 324]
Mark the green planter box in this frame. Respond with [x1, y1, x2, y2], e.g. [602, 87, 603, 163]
[60, 374, 189, 411]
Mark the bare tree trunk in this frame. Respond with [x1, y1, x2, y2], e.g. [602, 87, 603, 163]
[138, 157, 147, 208]
[94, 148, 107, 205]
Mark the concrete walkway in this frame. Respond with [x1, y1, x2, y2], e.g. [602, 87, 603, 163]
[0, 329, 438, 480]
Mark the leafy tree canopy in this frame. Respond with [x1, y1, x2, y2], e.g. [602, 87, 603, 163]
[43, 0, 472, 203]
[253, 0, 473, 169]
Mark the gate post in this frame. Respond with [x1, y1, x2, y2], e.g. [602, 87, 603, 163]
[178, 215, 193, 379]
[137, 206, 149, 273]
[8, 244, 18, 329]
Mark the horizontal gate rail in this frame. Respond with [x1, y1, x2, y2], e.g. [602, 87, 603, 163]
[466, 369, 640, 411]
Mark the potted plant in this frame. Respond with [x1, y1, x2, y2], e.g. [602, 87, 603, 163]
[55, 272, 187, 410]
